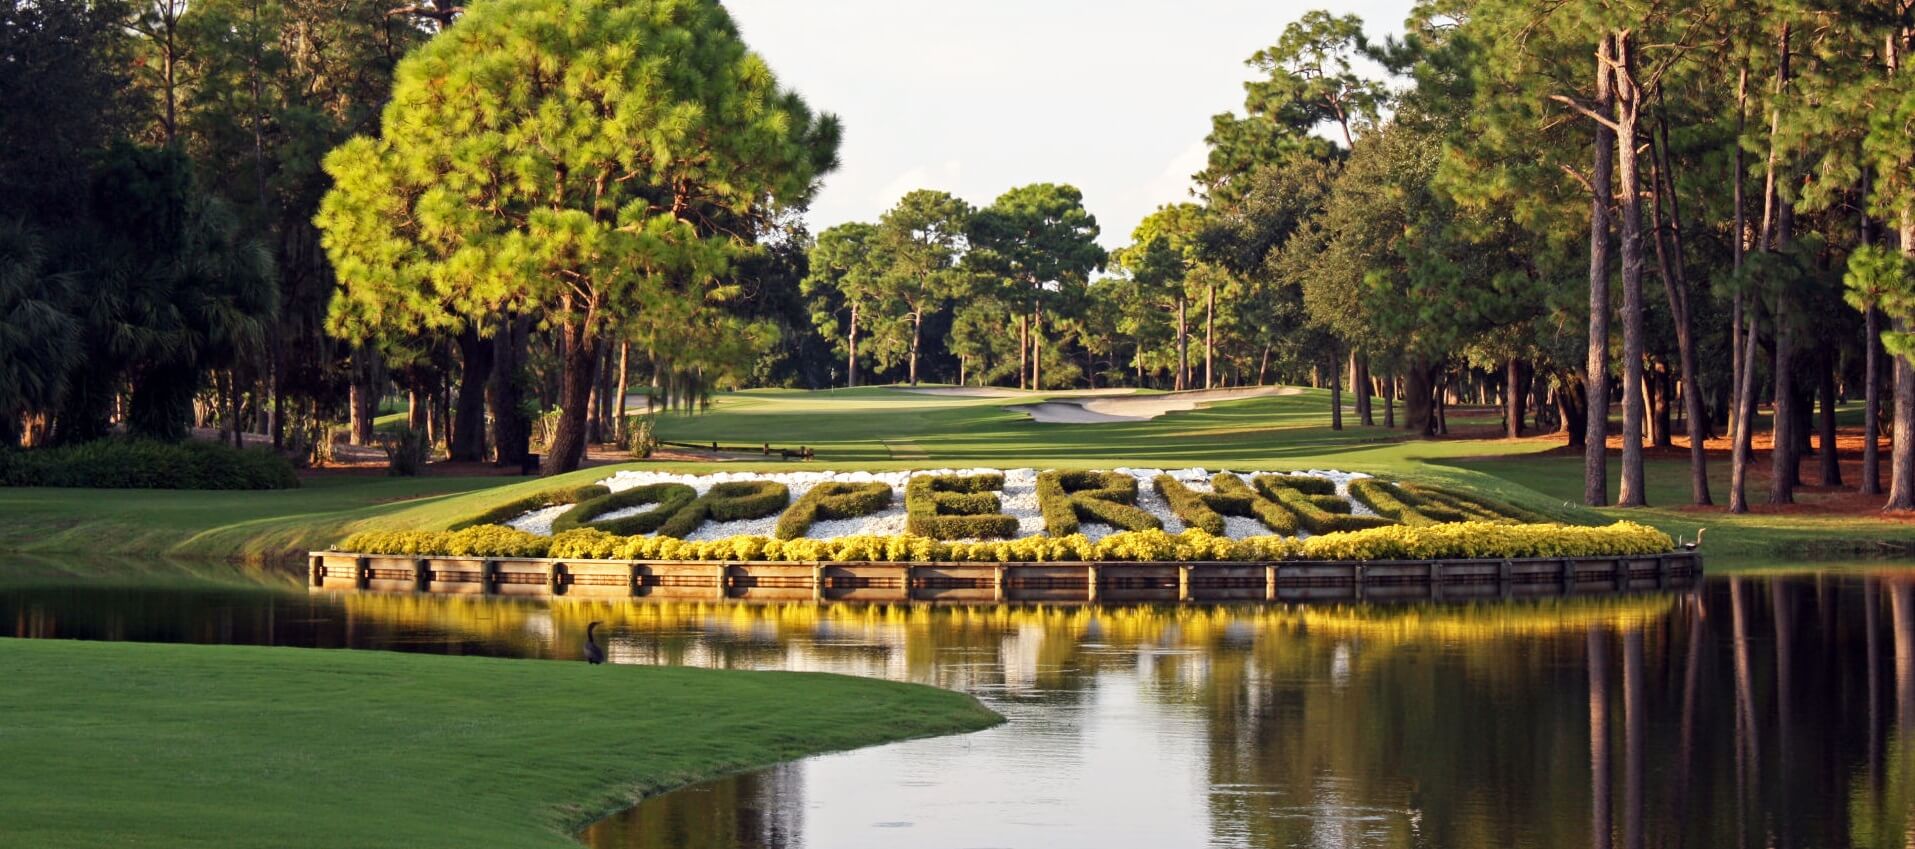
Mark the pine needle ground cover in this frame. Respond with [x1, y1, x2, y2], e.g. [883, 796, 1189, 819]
[0, 638, 999, 849]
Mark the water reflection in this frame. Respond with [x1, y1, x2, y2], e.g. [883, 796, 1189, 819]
[7, 560, 1915, 848]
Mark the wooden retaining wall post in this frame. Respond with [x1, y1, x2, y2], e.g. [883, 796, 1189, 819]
[313, 551, 1701, 606]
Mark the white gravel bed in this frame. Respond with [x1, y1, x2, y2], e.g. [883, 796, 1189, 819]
[496, 466, 1377, 542]
[503, 503, 574, 536]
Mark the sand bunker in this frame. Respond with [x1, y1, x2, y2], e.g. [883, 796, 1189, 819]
[897, 386, 1138, 400]
[1010, 386, 1304, 424]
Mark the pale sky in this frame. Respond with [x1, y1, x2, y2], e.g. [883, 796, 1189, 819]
[721, 0, 1418, 249]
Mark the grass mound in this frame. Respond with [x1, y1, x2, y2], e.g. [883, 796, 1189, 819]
[0, 639, 999, 849]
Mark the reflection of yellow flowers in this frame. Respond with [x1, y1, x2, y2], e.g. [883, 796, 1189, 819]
[339, 522, 1674, 564]
[539, 595, 1677, 646]
[334, 591, 545, 641]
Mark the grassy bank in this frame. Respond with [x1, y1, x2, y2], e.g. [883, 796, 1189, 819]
[0, 638, 1000, 849]
[2, 386, 1907, 563]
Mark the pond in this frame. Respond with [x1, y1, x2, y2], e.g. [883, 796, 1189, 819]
[5, 556, 1912, 848]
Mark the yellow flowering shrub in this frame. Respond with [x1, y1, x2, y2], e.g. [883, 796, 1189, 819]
[1297, 521, 1673, 560]
[339, 521, 1674, 563]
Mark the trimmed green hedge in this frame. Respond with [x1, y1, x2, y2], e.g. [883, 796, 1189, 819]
[1347, 479, 1436, 526]
[1211, 473, 1299, 535]
[1402, 484, 1550, 524]
[1259, 474, 1335, 496]
[550, 483, 695, 536]
[1157, 474, 1320, 536]
[775, 481, 894, 540]
[1152, 475, 1231, 534]
[1037, 471, 1161, 536]
[656, 480, 791, 538]
[453, 484, 613, 531]
[1254, 475, 1394, 534]
[1307, 494, 1352, 514]
[905, 473, 1018, 539]
[0, 439, 298, 490]
[338, 520, 1677, 563]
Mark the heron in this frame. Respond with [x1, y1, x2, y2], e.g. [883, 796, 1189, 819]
[1679, 528, 1706, 551]
[583, 621, 606, 665]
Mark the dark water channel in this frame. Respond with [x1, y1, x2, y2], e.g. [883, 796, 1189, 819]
[7, 557, 1915, 848]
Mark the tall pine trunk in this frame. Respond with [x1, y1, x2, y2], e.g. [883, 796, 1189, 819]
[1355, 352, 1373, 426]
[613, 341, 629, 443]
[1891, 214, 1915, 511]
[847, 301, 860, 388]
[1505, 358, 1524, 438]
[1614, 31, 1648, 508]
[1204, 282, 1216, 389]
[1649, 109, 1711, 504]
[544, 312, 600, 475]
[1865, 306, 1883, 495]
[1818, 356, 1842, 486]
[1765, 23, 1797, 506]
[1862, 164, 1883, 495]
[1330, 345, 1343, 431]
[1031, 307, 1044, 391]
[1174, 298, 1188, 392]
[1729, 301, 1762, 513]
[489, 315, 531, 468]
[348, 346, 379, 446]
[1383, 371, 1395, 429]
[449, 326, 492, 461]
[909, 310, 921, 386]
[1584, 33, 1617, 507]
[1017, 309, 1029, 390]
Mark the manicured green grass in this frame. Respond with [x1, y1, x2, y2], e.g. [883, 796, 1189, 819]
[2, 386, 1906, 562]
[0, 638, 999, 849]
[1445, 454, 1915, 560]
[0, 475, 504, 561]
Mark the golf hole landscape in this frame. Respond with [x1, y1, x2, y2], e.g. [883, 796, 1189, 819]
[7, 1, 1915, 848]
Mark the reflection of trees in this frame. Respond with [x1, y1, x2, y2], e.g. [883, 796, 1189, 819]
[42, 566, 1915, 849]
[1851, 581, 1915, 848]
[579, 762, 803, 849]
[1592, 629, 1612, 849]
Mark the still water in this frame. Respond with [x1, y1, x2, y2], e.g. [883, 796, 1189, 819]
[6, 556, 1915, 848]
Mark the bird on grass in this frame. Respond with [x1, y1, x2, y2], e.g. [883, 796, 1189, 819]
[1679, 529, 1706, 551]
[584, 621, 606, 665]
